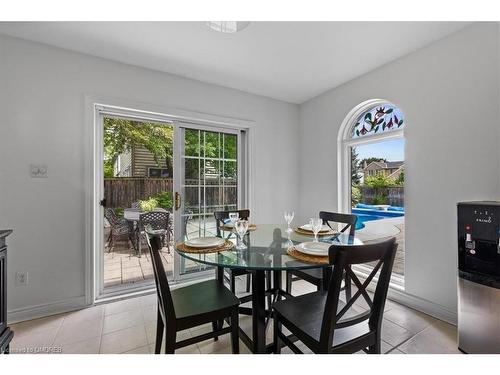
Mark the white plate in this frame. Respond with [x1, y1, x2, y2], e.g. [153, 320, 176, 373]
[296, 242, 330, 256]
[185, 237, 225, 248]
[299, 224, 330, 232]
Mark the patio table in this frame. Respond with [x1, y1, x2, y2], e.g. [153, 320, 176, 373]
[175, 223, 362, 354]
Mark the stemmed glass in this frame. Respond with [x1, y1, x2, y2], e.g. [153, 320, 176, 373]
[228, 212, 239, 227]
[284, 211, 294, 233]
[310, 217, 323, 242]
[235, 219, 249, 250]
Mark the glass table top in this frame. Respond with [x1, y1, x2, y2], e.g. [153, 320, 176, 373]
[174, 224, 363, 271]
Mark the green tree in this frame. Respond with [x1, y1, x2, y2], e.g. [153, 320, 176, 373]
[351, 147, 361, 185]
[364, 174, 394, 205]
[395, 171, 405, 185]
[104, 118, 173, 178]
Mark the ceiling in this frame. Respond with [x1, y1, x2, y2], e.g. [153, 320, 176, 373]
[0, 22, 470, 103]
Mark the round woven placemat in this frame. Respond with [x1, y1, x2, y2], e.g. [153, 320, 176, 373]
[176, 239, 234, 254]
[287, 247, 330, 265]
[220, 224, 257, 232]
[294, 227, 337, 237]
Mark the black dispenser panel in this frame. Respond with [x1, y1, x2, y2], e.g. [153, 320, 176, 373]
[458, 201, 500, 283]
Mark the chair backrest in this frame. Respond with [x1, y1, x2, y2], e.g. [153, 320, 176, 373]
[319, 237, 397, 349]
[319, 211, 357, 236]
[214, 209, 250, 237]
[131, 201, 140, 209]
[145, 228, 176, 321]
[139, 211, 169, 231]
[104, 208, 118, 226]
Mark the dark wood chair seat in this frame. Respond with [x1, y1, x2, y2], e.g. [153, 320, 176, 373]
[274, 237, 397, 354]
[273, 291, 369, 348]
[172, 279, 239, 330]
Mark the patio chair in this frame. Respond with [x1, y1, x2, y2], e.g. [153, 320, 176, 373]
[273, 237, 397, 354]
[131, 201, 140, 209]
[104, 208, 132, 252]
[146, 228, 240, 354]
[138, 211, 170, 257]
[285, 211, 357, 297]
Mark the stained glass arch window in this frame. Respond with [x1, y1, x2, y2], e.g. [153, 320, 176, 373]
[351, 104, 404, 139]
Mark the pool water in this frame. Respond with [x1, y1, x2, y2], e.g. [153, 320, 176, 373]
[352, 204, 405, 230]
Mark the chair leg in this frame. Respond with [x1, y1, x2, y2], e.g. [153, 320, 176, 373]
[368, 339, 381, 354]
[230, 310, 240, 354]
[344, 272, 352, 301]
[266, 271, 272, 309]
[246, 274, 251, 293]
[212, 321, 219, 341]
[285, 271, 292, 295]
[155, 309, 164, 354]
[273, 315, 282, 354]
[164, 330, 176, 354]
[230, 272, 236, 293]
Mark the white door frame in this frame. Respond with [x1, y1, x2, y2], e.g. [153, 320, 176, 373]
[84, 95, 254, 304]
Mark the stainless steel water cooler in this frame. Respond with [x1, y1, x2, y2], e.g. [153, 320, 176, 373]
[457, 201, 500, 354]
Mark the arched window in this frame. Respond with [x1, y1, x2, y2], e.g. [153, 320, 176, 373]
[338, 99, 405, 280]
[351, 104, 405, 139]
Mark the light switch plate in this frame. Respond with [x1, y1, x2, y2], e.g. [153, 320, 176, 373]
[30, 164, 48, 178]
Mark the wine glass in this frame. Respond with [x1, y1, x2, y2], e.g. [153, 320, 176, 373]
[235, 219, 249, 250]
[284, 211, 294, 232]
[310, 217, 323, 242]
[229, 212, 239, 227]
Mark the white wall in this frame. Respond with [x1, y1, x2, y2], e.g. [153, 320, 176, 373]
[298, 23, 500, 318]
[0, 35, 299, 316]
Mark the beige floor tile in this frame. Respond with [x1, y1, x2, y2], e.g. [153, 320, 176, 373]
[63, 305, 104, 325]
[10, 314, 65, 338]
[103, 309, 144, 334]
[61, 337, 101, 354]
[384, 305, 437, 334]
[10, 326, 60, 354]
[381, 319, 413, 347]
[104, 297, 142, 316]
[141, 305, 157, 323]
[137, 293, 157, 307]
[54, 316, 103, 346]
[388, 348, 405, 354]
[124, 345, 151, 354]
[398, 320, 460, 354]
[100, 325, 148, 354]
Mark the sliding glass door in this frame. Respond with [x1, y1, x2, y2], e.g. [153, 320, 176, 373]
[173, 125, 242, 280]
[94, 106, 246, 299]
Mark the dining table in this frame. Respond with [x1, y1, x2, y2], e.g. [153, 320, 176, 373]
[175, 223, 363, 354]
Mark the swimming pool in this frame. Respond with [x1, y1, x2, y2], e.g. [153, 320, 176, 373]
[352, 204, 405, 230]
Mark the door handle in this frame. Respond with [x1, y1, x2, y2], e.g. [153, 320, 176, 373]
[175, 192, 181, 211]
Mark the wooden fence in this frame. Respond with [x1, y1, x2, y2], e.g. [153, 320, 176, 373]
[104, 177, 237, 209]
[359, 186, 404, 207]
[104, 178, 173, 208]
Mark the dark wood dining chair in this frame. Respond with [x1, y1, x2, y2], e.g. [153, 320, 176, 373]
[214, 209, 252, 293]
[146, 228, 241, 354]
[273, 237, 397, 354]
[285, 211, 358, 296]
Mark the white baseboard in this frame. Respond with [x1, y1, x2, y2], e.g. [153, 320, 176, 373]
[386, 287, 458, 325]
[7, 296, 88, 324]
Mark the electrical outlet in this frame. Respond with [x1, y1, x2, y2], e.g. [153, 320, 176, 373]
[30, 164, 48, 178]
[15, 271, 29, 286]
